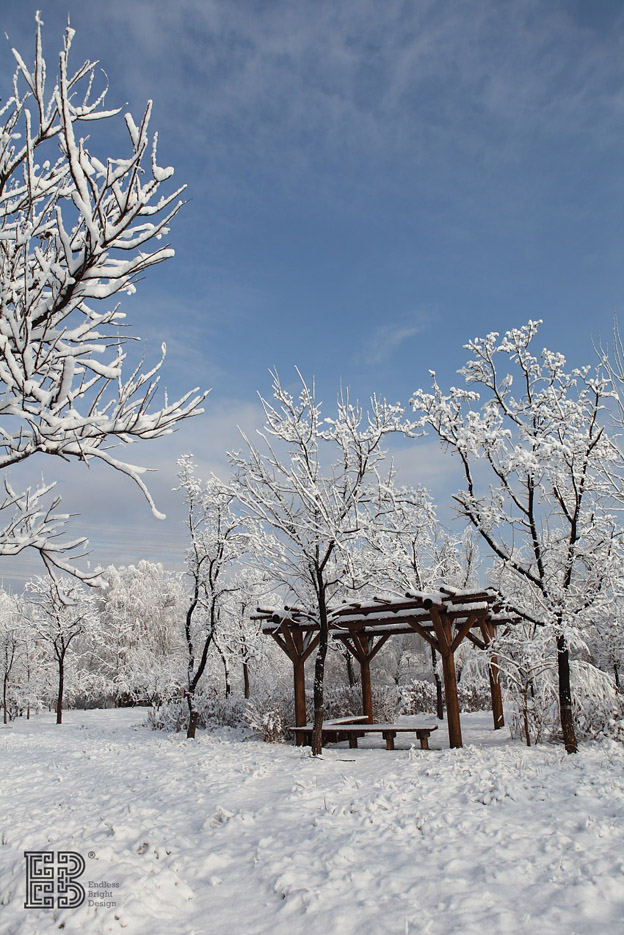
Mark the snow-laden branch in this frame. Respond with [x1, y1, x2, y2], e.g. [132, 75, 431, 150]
[0, 17, 208, 575]
[0, 476, 102, 584]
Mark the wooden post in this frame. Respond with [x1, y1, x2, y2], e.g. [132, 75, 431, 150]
[440, 647, 462, 748]
[293, 659, 306, 728]
[270, 624, 318, 746]
[291, 629, 307, 743]
[360, 635, 373, 723]
[339, 633, 389, 724]
[430, 606, 462, 748]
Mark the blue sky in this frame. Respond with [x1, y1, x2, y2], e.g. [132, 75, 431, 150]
[1, 0, 623, 587]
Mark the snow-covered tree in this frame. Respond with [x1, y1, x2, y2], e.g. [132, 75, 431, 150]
[0, 16, 206, 579]
[176, 455, 248, 738]
[214, 566, 269, 700]
[584, 573, 624, 692]
[14, 621, 49, 720]
[361, 482, 480, 596]
[412, 321, 621, 753]
[25, 575, 97, 723]
[95, 561, 186, 705]
[357, 483, 437, 594]
[0, 589, 23, 722]
[341, 484, 480, 714]
[230, 369, 409, 754]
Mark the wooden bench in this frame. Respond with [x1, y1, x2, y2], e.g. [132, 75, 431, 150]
[291, 722, 438, 750]
[292, 715, 369, 745]
[323, 716, 370, 726]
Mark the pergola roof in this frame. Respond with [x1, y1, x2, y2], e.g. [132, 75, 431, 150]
[256, 586, 515, 649]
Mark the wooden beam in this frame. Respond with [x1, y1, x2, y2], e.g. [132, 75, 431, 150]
[465, 631, 486, 650]
[367, 634, 390, 662]
[301, 632, 321, 663]
[280, 623, 299, 662]
[336, 624, 436, 638]
[332, 599, 435, 617]
[335, 633, 390, 663]
[430, 606, 462, 748]
[404, 619, 440, 652]
[450, 613, 479, 654]
[270, 632, 290, 657]
[339, 637, 364, 663]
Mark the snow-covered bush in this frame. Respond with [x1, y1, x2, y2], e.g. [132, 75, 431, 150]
[320, 685, 362, 719]
[398, 680, 438, 715]
[146, 700, 188, 733]
[507, 660, 624, 745]
[572, 663, 624, 741]
[458, 680, 492, 713]
[245, 702, 286, 743]
[148, 692, 252, 733]
[322, 684, 400, 722]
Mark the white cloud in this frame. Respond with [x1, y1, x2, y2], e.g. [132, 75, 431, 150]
[0, 396, 264, 591]
[358, 309, 435, 365]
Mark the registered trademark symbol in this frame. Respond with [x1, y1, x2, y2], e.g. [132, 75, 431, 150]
[88, 851, 95, 859]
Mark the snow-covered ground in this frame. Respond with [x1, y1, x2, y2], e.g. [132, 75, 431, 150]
[2, 709, 624, 935]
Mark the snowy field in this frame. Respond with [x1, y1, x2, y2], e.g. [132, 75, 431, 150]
[2, 709, 624, 935]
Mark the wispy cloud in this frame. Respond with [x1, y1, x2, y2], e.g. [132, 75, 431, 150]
[358, 308, 435, 365]
[60, 0, 622, 201]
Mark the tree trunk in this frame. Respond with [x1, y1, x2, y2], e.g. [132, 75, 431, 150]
[435, 674, 444, 721]
[3, 674, 7, 724]
[345, 650, 356, 689]
[614, 663, 621, 692]
[431, 646, 444, 720]
[187, 710, 199, 739]
[311, 629, 328, 755]
[311, 580, 329, 756]
[214, 641, 231, 697]
[557, 632, 578, 754]
[184, 600, 214, 739]
[243, 659, 250, 699]
[186, 692, 199, 739]
[522, 685, 531, 747]
[56, 656, 64, 724]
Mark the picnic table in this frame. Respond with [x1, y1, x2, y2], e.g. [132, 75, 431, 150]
[291, 717, 438, 750]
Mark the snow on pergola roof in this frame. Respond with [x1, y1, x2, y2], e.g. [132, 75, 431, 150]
[255, 586, 515, 644]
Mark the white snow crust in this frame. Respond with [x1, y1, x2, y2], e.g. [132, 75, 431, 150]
[2, 710, 624, 934]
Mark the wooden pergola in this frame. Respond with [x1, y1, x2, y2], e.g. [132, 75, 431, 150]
[255, 586, 515, 748]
